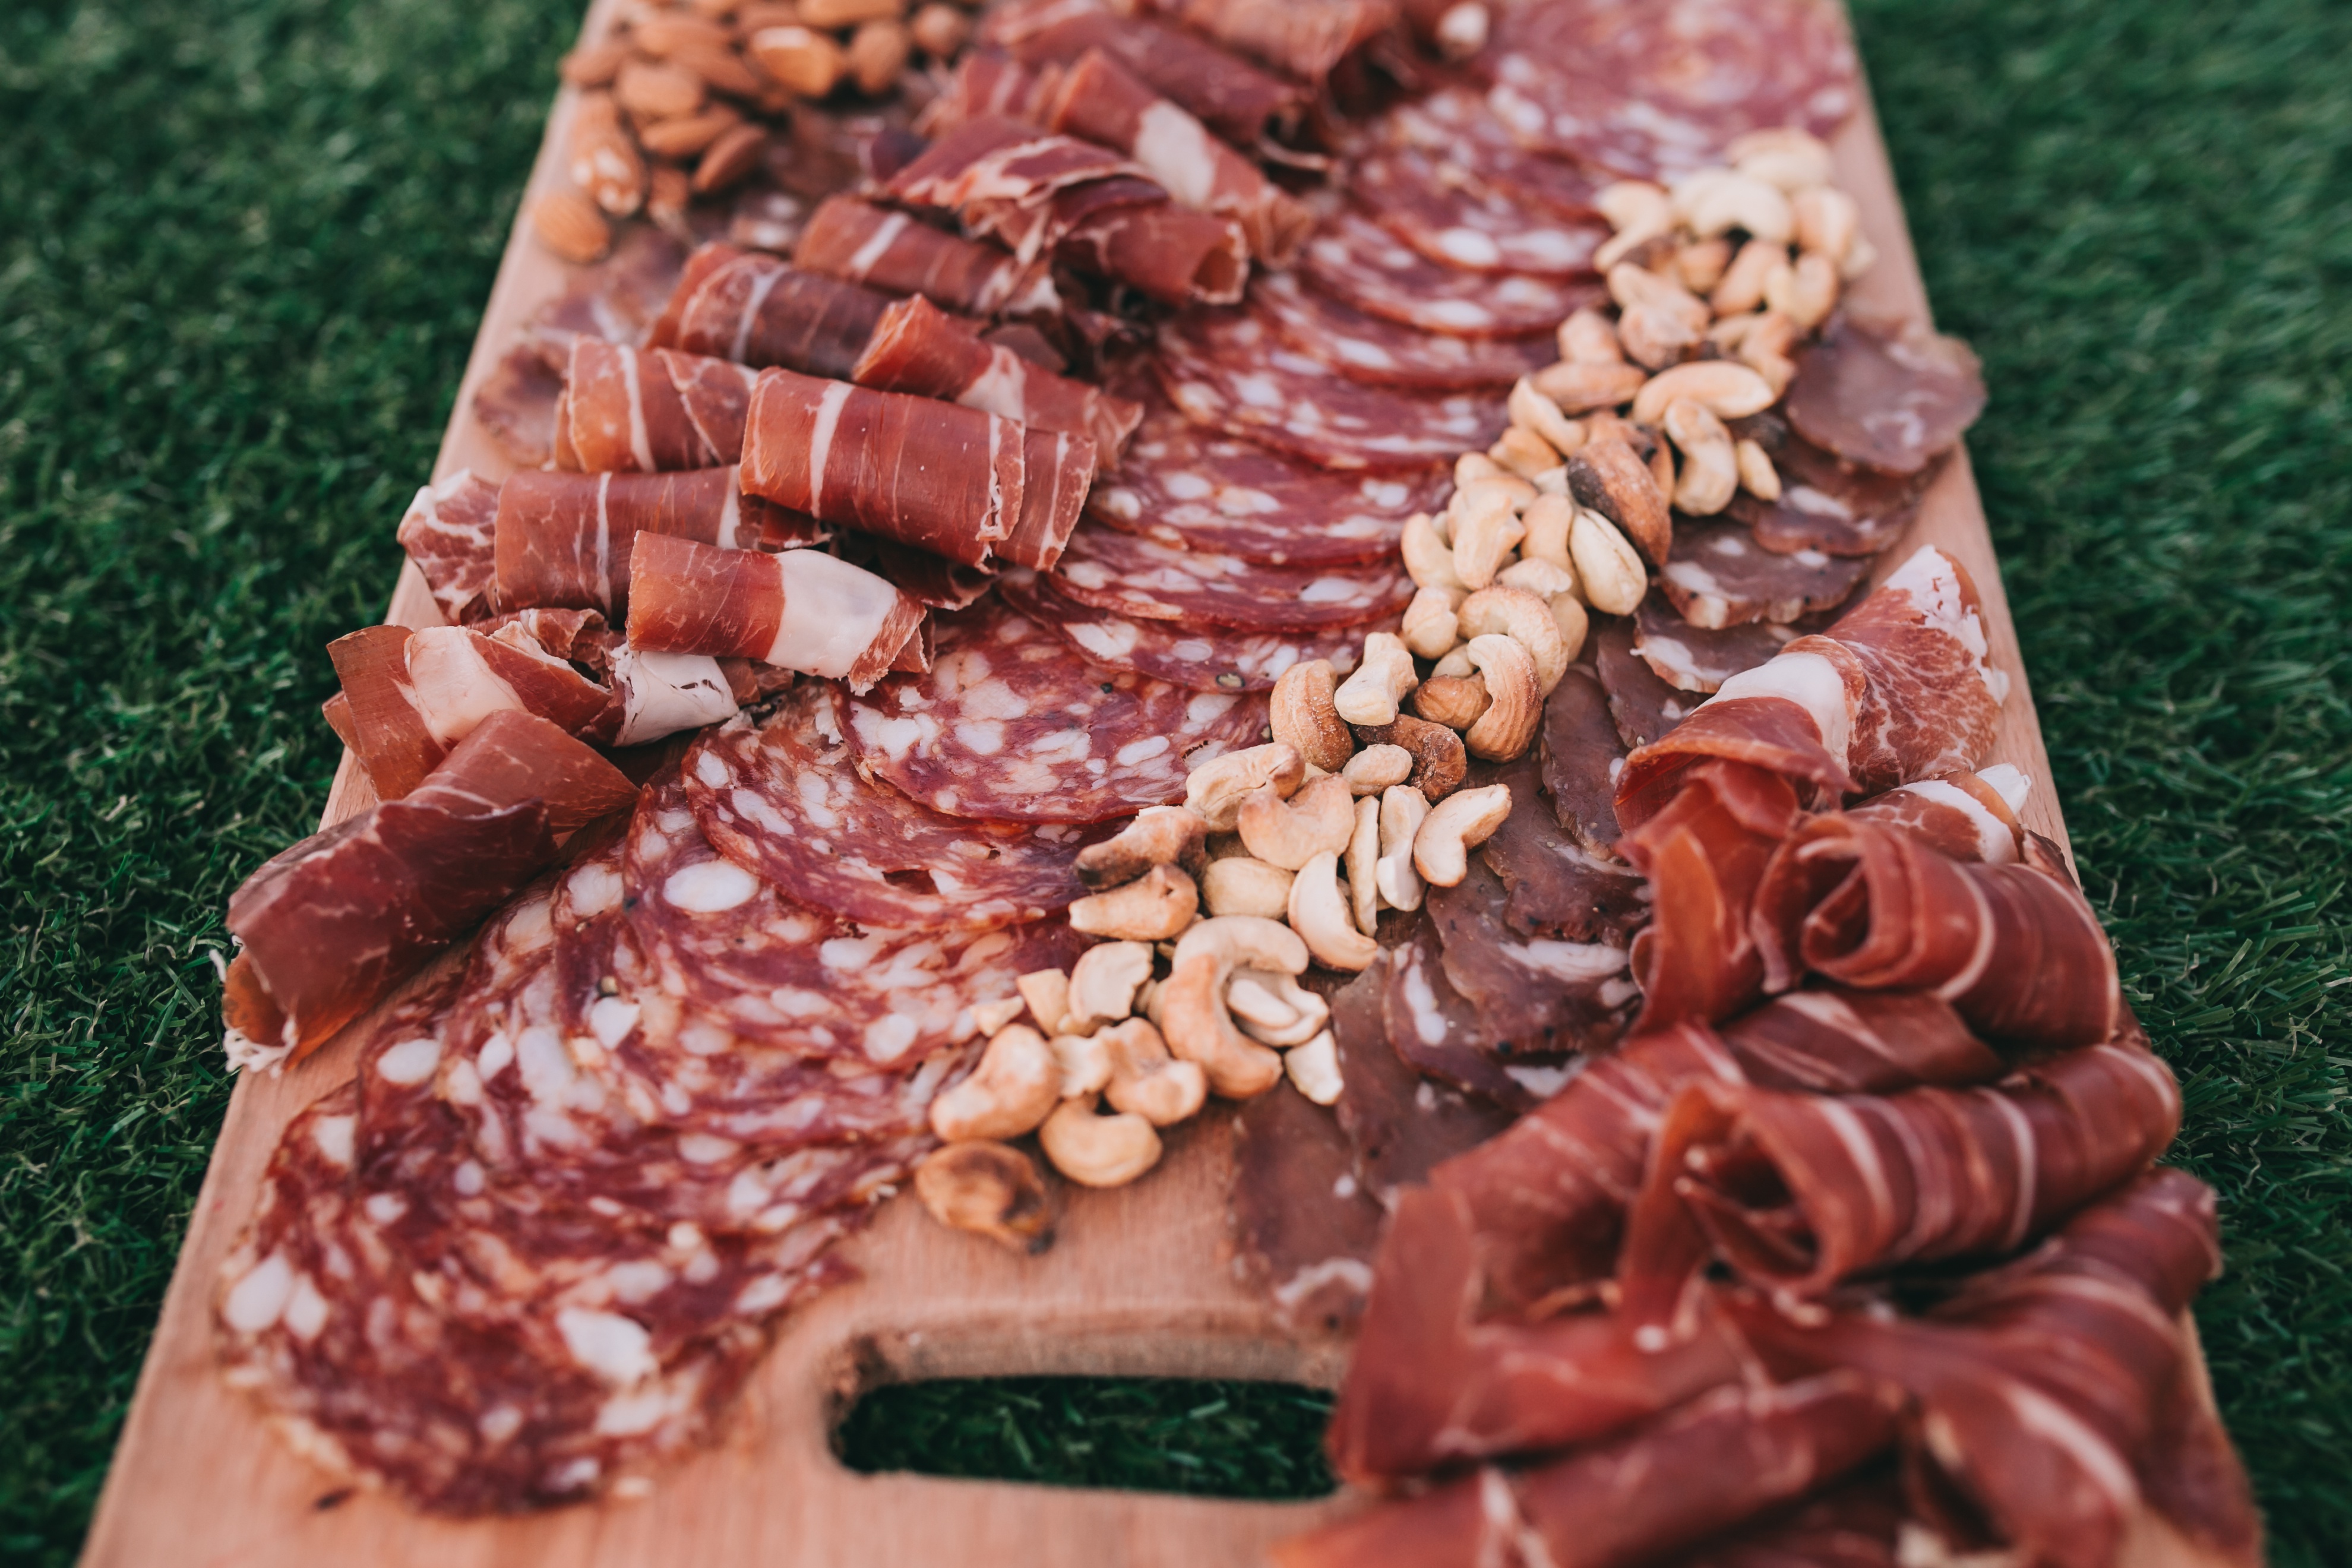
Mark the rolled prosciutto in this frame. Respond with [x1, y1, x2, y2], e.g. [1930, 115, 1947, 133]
[395, 469, 502, 625]
[1002, 428, 1096, 570]
[554, 339, 761, 473]
[1845, 761, 2030, 863]
[492, 466, 823, 618]
[626, 532, 927, 694]
[980, 0, 1312, 148]
[1140, 0, 1399, 84]
[660, 245, 898, 382]
[791, 195, 1061, 320]
[220, 711, 636, 1070]
[852, 294, 1143, 457]
[1618, 758, 1803, 1029]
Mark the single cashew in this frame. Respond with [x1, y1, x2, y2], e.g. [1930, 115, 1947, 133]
[1074, 804, 1208, 891]
[1448, 489, 1526, 591]
[1270, 659, 1355, 774]
[1729, 127, 1833, 192]
[1412, 782, 1513, 889]
[1630, 360, 1779, 426]
[1351, 714, 1468, 800]
[1159, 916, 1304, 1098]
[1557, 306, 1624, 365]
[1570, 507, 1648, 616]
[1185, 742, 1304, 831]
[1608, 263, 1711, 334]
[1228, 969, 1329, 1047]
[1454, 451, 1512, 489]
[1595, 178, 1671, 234]
[1531, 358, 1649, 413]
[1400, 510, 1467, 593]
[1565, 435, 1673, 565]
[1374, 785, 1430, 912]
[1014, 968, 1070, 1036]
[1137, 975, 1162, 1026]
[1049, 1031, 1114, 1097]
[1497, 556, 1578, 600]
[1401, 585, 1462, 660]
[1460, 634, 1541, 763]
[1739, 309, 1800, 396]
[1236, 773, 1356, 871]
[930, 1023, 1060, 1142]
[1099, 1017, 1207, 1126]
[1550, 592, 1591, 662]
[1680, 170, 1794, 244]
[1766, 249, 1839, 331]
[1674, 236, 1733, 294]
[1457, 584, 1570, 694]
[1334, 633, 1420, 726]
[1200, 854, 1294, 919]
[1067, 863, 1199, 941]
[972, 996, 1026, 1035]
[1709, 309, 1761, 350]
[1345, 793, 1380, 937]
[1792, 185, 1858, 267]
[1038, 1095, 1162, 1187]
[1430, 646, 1476, 679]
[1284, 1030, 1344, 1106]
[914, 1141, 1052, 1252]
[1488, 425, 1558, 480]
[1289, 851, 1379, 971]
[1594, 220, 1669, 274]
[1341, 743, 1413, 795]
[1508, 377, 1586, 458]
[1650, 439, 1678, 503]
[1518, 491, 1578, 577]
[1735, 438, 1781, 501]
[1063, 940, 1153, 1033]
[1412, 674, 1489, 731]
[1664, 399, 1740, 516]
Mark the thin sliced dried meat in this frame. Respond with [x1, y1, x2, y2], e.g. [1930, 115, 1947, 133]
[1382, 922, 1545, 1111]
[1595, 615, 1700, 750]
[1658, 519, 1871, 628]
[1538, 662, 1629, 857]
[1424, 853, 1639, 1063]
[1784, 317, 1987, 477]
[1252, 271, 1554, 394]
[1730, 415, 1946, 557]
[1230, 1079, 1387, 1338]
[1635, 592, 1806, 692]
[998, 567, 1380, 693]
[1331, 960, 1515, 1202]
[1049, 524, 1415, 633]
[1471, 751, 1648, 944]
[1366, 87, 1606, 223]
[1351, 144, 1608, 277]
[1301, 208, 1607, 339]
[472, 345, 564, 469]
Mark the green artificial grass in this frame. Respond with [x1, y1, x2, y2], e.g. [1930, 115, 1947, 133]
[0, 0, 2345, 1561]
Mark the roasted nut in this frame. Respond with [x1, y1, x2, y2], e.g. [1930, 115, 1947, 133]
[1429, 647, 1475, 679]
[1400, 510, 1467, 593]
[1565, 435, 1673, 565]
[911, 1, 972, 55]
[799, 0, 905, 24]
[1413, 674, 1490, 731]
[915, 1142, 1052, 1251]
[1507, 377, 1587, 458]
[1039, 1095, 1162, 1187]
[1840, 232, 1879, 282]
[1374, 785, 1430, 912]
[1455, 451, 1512, 489]
[1064, 940, 1153, 1033]
[848, 18, 912, 93]
[1270, 659, 1354, 774]
[1460, 634, 1541, 762]
[692, 123, 767, 193]
[1518, 491, 1576, 575]
[1448, 489, 1526, 590]
[647, 163, 693, 231]
[735, 2, 808, 32]
[1288, 851, 1379, 971]
[1227, 969, 1329, 1046]
[1595, 224, 1673, 274]
[1664, 398, 1739, 516]
[1401, 585, 1462, 660]
[1595, 178, 1673, 234]
[1284, 1030, 1344, 1105]
[1341, 742, 1414, 795]
[1531, 358, 1648, 413]
[1488, 425, 1557, 480]
[1766, 249, 1839, 332]
[672, 42, 770, 99]
[748, 24, 847, 96]
[639, 104, 745, 159]
[1570, 507, 1648, 616]
[1237, 773, 1356, 871]
[1730, 127, 1834, 193]
[1346, 793, 1381, 935]
[1735, 438, 1781, 501]
[1200, 855, 1294, 919]
[1413, 783, 1513, 888]
[1674, 236, 1733, 294]
[1711, 238, 1786, 317]
[1049, 1031, 1114, 1097]
[1557, 307, 1624, 365]
[1708, 311, 1760, 352]
[1067, 863, 1199, 941]
[1457, 585, 1570, 694]
[568, 94, 647, 216]
[1739, 309, 1800, 397]
[1186, 742, 1304, 831]
[1334, 633, 1420, 726]
[1100, 1018, 1207, 1126]
[1610, 264, 1711, 334]
[1497, 556, 1578, 600]
[1159, 916, 1305, 1098]
[973, 997, 1026, 1036]
[532, 189, 612, 263]
[615, 59, 706, 122]
[1076, 804, 1208, 890]
[1678, 169, 1794, 244]
[1791, 185, 1858, 267]
[1650, 439, 1677, 500]
[1352, 715, 1468, 801]
[1015, 968, 1071, 1035]
[930, 1024, 1059, 1141]
[1617, 305, 1702, 370]
[1630, 360, 1779, 426]
[635, 12, 737, 56]
[560, 39, 631, 87]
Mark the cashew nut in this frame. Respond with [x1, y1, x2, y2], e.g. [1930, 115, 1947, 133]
[1557, 306, 1624, 365]
[1457, 584, 1570, 694]
[1200, 854, 1294, 919]
[1679, 170, 1793, 244]
[1454, 451, 1512, 489]
[1447, 486, 1526, 591]
[971, 996, 1026, 1036]
[1595, 179, 1671, 235]
[1063, 940, 1153, 1033]
[1289, 851, 1379, 972]
[1570, 507, 1648, 617]
[1351, 714, 1467, 800]
[1497, 556, 1578, 601]
[1735, 438, 1781, 501]
[1565, 434, 1672, 565]
[1345, 792, 1380, 937]
[1739, 309, 1800, 396]
[1460, 634, 1541, 763]
[1159, 916, 1304, 1098]
[1185, 742, 1303, 832]
[1038, 1095, 1162, 1187]
[1227, 969, 1329, 1047]
[1374, 785, 1430, 912]
[1531, 358, 1648, 413]
[1333, 633, 1420, 726]
[1049, 1031, 1114, 1097]
[1649, 439, 1677, 502]
[1235, 772, 1356, 871]
[1401, 584, 1462, 660]
[1014, 968, 1070, 1036]
[1075, 805, 1207, 890]
[1099, 1017, 1207, 1126]
[930, 1024, 1060, 1142]
[1490, 424, 1558, 480]
[1710, 238, 1785, 316]
[1270, 659, 1355, 774]
[1413, 674, 1490, 731]
[1729, 127, 1833, 193]
[1284, 1030, 1343, 1106]
[1550, 592, 1591, 662]
[1630, 361, 1779, 426]
[1674, 236, 1733, 294]
[914, 1141, 1052, 1251]
[1507, 377, 1586, 458]
[1412, 783, 1513, 888]
[1430, 647, 1475, 679]
[1341, 743, 1413, 795]
[1608, 263, 1711, 334]
[1765, 249, 1839, 332]
[1664, 398, 1739, 516]
[1067, 862, 1198, 941]
[1518, 491, 1577, 577]
[1792, 185, 1858, 267]
[1709, 309, 1761, 350]
[1618, 303, 1701, 370]
[1401, 510, 1466, 593]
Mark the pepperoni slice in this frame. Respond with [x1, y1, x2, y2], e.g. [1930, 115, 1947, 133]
[1301, 210, 1607, 339]
[1656, 518, 1871, 627]
[683, 686, 1101, 931]
[1048, 523, 1416, 633]
[1153, 306, 1506, 470]
[1251, 271, 1554, 395]
[1783, 317, 1989, 476]
[1730, 415, 1945, 556]
[998, 568, 1384, 693]
[1349, 144, 1608, 277]
[839, 596, 1270, 824]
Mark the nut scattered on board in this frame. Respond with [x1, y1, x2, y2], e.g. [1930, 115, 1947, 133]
[1067, 862, 1198, 941]
[930, 1025, 1060, 1143]
[1039, 1096, 1162, 1188]
[915, 1142, 1053, 1253]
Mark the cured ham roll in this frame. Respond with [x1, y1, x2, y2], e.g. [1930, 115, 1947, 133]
[491, 466, 823, 618]
[981, 0, 1311, 148]
[221, 711, 636, 1071]
[1845, 760, 2031, 862]
[1000, 428, 1096, 571]
[554, 339, 761, 473]
[626, 532, 928, 694]
[852, 295, 1142, 457]
[660, 245, 899, 382]
[1620, 757, 1803, 1029]
[1141, 0, 1399, 84]
[792, 195, 1061, 320]
[395, 469, 501, 625]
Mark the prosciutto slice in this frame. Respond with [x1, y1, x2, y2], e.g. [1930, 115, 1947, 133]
[554, 339, 761, 473]
[220, 712, 635, 1070]
[396, 470, 502, 625]
[625, 532, 926, 694]
[1844, 762, 2030, 864]
[1139, 0, 1397, 85]
[492, 466, 822, 619]
[792, 194, 1060, 319]
[1618, 758, 1803, 1029]
[852, 294, 1142, 457]
[662, 245, 897, 382]
[980, 0, 1311, 148]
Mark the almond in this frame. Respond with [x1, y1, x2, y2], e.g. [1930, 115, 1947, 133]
[798, 0, 904, 26]
[566, 93, 646, 216]
[735, 2, 806, 33]
[532, 188, 612, 264]
[748, 24, 846, 96]
[648, 163, 694, 230]
[693, 123, 768, 193]
[638, 103, 742, 159]
[672, 41, 769, 99]
[847, 18, 911, 94]
[634, 14, 736, 56]
[615, 59, 706, 122]
[559, 39, 631, 87]
[910, 1, 970, 55]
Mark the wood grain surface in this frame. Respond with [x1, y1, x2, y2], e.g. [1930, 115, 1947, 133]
[77, 4, 2225, 1563]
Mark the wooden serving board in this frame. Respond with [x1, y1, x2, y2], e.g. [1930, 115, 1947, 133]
[78, 5, 2230, 1564]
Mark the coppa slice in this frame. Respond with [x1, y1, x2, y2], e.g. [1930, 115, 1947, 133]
[1049, 524, 1416, 633]
[1730, 418, 1946, 557]
[1251, 272, 1554, 395]
[1657, 519, 1871, 628]
[998, 568, 1379, 693]
[840, 596, 1270, 824]
[1348, 145, 1608, 277]
[1153, 306, 1507, 470]
[1301, 210, 1607, 339]
[1089, 378, 1451, 564]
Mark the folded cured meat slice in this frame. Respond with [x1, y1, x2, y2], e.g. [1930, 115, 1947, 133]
[520, 222, 690, 368]
[682, 688, 1099, 930]
[328, 621, 614, 799]
[739, 366, 1026, 567]
[627, 533, 927, 694]
[1634, 593, 1808, 693]
[1652, 1477, 1908, 1568]
[1049, 524, 1415, 633]
[1303, 209, 1608, 338]
[1383, 924, 1553, 1111]
[1348, 143, 1609, 278]
[1155, 306, 1506, 470]
[1844, 763, 2031, 865]
[1485, 0, 1860, 180]
[845, 536, 998, 612]
[1139, 0, 1396, 84]
[852, 294, 1142, 457]
[1658, 518, 1872, 629]
[1328, 962, 1513, 1204]
[1047, 176, 1251, 307]
[1250, 271, 1554, 394]
[1621, 758, 1805, 1029]
[555, 339, 761, 472]
[397, 470, 503, 625]
[839, 595, 1270, 824]
[1729, 416, 1947, 557]
[1278, 1374, 1899, 1568]
[997, 566, 1379, 693]
[1366, 87, 1607, 224]
[1785, 317, 1988, 477]
[792, 195, 1060, 319]
[1595, 615, 1700, 750]
[493, 466, 823, 618]
[219, 712, 634, 1070]
[981, 0, 1310, 148]
[1718, 989, 2003, 1095]
[1538, 661, 1629, 856]
[663, 247, 897, 382]
[1230, 1077, 1389, 1338]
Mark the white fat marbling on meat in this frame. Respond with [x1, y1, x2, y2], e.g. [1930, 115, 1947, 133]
[664, 857, 760, 913]
[802, 380, 853, 516]
[765, 549, 904, 678]
[1893, 779, 2018, 864]
[612, 646, 738, 745]
[403, 626, 525, 747]
[222, 1252, 295, 1333]
[1713, 649, 1853, 765]
[1133, 102, 1218, 209]
[372, 1034, 442, 1087]
[557, 1307, 659, 1386]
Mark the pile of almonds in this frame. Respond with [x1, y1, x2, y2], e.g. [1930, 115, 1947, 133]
[531, 0, 976, 262]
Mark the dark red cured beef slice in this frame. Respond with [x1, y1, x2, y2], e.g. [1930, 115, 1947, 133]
[1595, 615, 1699, 750]
[1382, 921, 1546, 1110]
[1730, 416, 1947, 557]
[1153, 306, 1507, 471]
[1229, 1080, 1388, 1338]
[1634, 592, 1806, 692]
[1349, 144, 1608, 278]
[1089, 377, 1450, 563]
[1424, 853, 1639, 1063]
[998, 567, 1383, 693]
[1330, 959, 1515, 1203]
[1485, 0, 1860, 181]
[1785, 317, 1988, 477]
[683, 687, 1101, 930]
[1303, 209, 1607, 339]
[1251, 271, 1554, 395]
[839, 596, 1270, 824]
[1538, 662, 1628, 858]
[1049, 524, 1415, 633]
[1658, 517, 1872, 628]
[519, 225, 690, 368]
[472, 345, 564, 469]
[1365, 87, 1607, 223]
[1471, 750, 1649, 944]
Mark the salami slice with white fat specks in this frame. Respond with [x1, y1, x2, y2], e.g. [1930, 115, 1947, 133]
[1730, 414, 1946, 556]
[998, 568, 1382, 693]
[1365, 88, 1607, 224]
[1349, 144, 1608, 277]
[1633, 592, 1805, 691]
[1153, 306, 1506, 470]
[1656, 517, 1871, 628]
[684, 686, 1101, 931]
[1301, 210, 1607, 339]
[841, 597, 1270, 824]
[1783, 317, 1989, 476]
[1252, 272, 1554, 395]
[1090, 375, 1452, 561]
[1049, 523, 1416, 633]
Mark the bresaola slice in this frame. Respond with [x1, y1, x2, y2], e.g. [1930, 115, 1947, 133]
[1251, 271, 1554, 394]
[1595, 616, 1699, 750]
[1730, 418, 1948, 557]
[626, 533, 927, 694]
[1633, 593, 1806, 692]
[1785, 316, 1989, 476]
[997, 567, 1380, 693]
[1303, 210, 1607, 339]
[1658, 518, 1872, 628]
[1229, 1074, 1388, 1338]
[1048, 524, 1415, 633]
[1348, 144, 1608, 277]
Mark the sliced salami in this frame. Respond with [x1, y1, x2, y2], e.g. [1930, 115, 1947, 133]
[1301, 209, 1607, 339]
[1633, 592, 1805, 691]
[1656, 518, 1872, 628]
[682, 686, 1100, 931]
[1594, 615, 1698, 751]
[1349, 145, 1608, 277]
[839, 596, 1270, 824]
[998, 568, 1382, 693]
[1251, 271, 1554, 395]
[1730, 415, 1946, 556]
[1365, 87, 1606, 223]
[1486, 0, 1860, 180]
[1089, 377, 1451, 563]
[1538, 662, 1629, 858]
[1048, 524, 1416, 633]
[1153, 306, 1507, 470]
[1784, 316, 1987, 476]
